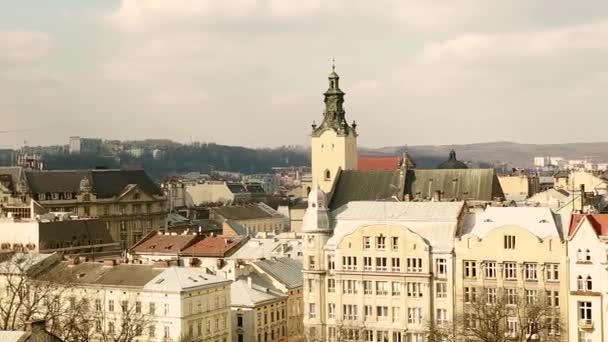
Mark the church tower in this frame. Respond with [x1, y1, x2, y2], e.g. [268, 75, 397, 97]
[311, 64, 358, 193]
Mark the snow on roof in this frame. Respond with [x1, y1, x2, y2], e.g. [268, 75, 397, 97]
[461, 207, 562, 239]
[143, 267, 229, 292]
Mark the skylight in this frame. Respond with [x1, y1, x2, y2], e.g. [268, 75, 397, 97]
[155, 278, 165, 284]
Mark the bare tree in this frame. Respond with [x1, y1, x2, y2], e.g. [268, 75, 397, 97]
[448, 288, 562, 342]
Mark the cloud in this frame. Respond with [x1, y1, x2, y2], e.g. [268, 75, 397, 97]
[0, 30, 52, 64]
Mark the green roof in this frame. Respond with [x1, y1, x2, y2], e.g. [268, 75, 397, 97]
[329, 168, 504, 210]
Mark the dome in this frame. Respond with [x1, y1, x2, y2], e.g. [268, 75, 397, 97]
[308, 187, 328, 209]
[437, 150, 468, 169]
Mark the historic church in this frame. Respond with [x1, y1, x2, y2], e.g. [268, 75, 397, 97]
[309, 66, 505, 209]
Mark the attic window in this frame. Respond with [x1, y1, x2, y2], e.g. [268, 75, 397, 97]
[155, 279, 165, 284]
[539, 219, 548, 223]
[483, 219, 493, 223]
[165, 245, 173, 250]
[77, 273, 86, 279]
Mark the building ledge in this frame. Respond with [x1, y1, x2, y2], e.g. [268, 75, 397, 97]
[570, 290, 601, 296]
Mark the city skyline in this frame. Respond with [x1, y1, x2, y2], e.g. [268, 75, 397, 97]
[3, 1, 608, 149]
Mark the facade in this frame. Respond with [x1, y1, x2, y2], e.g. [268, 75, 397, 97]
[252, 258, 304, 342]
[302, 187, 465, 342]
[243, 174, 280, 195]
[0, 168, 168, 249]
[230, 274, 288, 342]
[567, 214, 608, 342]
[455, 207, 567, 341]
[498, 174, 540, 202]
[0, 216, 119, 257]
[0, 254, 232, 342]
[209, 203, 287, 236]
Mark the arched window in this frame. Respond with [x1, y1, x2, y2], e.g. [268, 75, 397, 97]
[577, 275, 584, 290]
[306, 186, 311, 196]
[577, 249, 583, 261]
[324, 169, 331, 180]
[587, 276, 593, 291]
[586, 249, 592, 262]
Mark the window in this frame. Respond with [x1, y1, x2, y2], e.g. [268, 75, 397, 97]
[327, 278, 335, 293]
[327, 255, 335, 270]
[504, 262, 517, 280]
[376, 281, 388, 295]
[135, 301, 141, 313]
[237, 316, 243, 327]
[585, 249, 591, 262]
[121, 300, 128, 313]
[464, 287, 476, 303]
[436, 258, 447, 276]
[475, 262, 490, 280]
[577, 248, 583, 261]
[406, 282, 422, 298]
[343, 280, 357, 295]
[577, 275, 584, 290]
[95, 299, 102, 311]
[504, 235, 516, 249]
[328, 303, 335, 319]
[391, 257, 401, 272]
[506, 319, 518, 338]
[579, 331, 592, 342]
[407, 307, 422, 324]
[108, 321, 115, 334]
[308, 303, 316, 319]
[324, 170, 331, 180]
[363, 256, 372, 271]
[149, 302, 156, 315]
[108, 300, 114, 312]
[506, 288, 517, 305]
[364, 305, 373, 320]
[524, 263, 537, 280]
[392, 307, 400, 323]
[392, 282, 401, 296]
[526, 290, 537, 304]
[546, 263, 559, 281]
[308, 256, 315, 270]
[343, 256, 357, 270]
[436, 282, 447, 298]
[436, 309, 448, 325]
[546, 290, 559, 307]
[376, 306, 389, 321]
[376, 236, 386, 249]
[363, 280, 373, 295]
[363, 236, 371, 249]
[342, 304, 358, 320]
[579, 301, 592, 323]
[164, 303, 169, 316]
[486, 288, 497, 304]
[391, 237, 399, 250]
[587, 276, 593, 291]
[376, 257, 388, 271]
[463, 260, 477, 278]
[406, 258, 422, 272]
[164, 326, 170, 339]
[406, 333, 424, 342]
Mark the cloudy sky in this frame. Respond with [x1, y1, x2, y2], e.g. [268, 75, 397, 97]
[2, 0, 608, 149]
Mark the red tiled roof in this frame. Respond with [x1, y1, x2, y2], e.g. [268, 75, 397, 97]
[569, 214, 608, 237]
[181, 235, 248, 257]
[130, 232, 202, 254]
[358, 156, 401, 171]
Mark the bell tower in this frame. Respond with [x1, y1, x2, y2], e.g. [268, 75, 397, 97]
[310, 62, 358, 193]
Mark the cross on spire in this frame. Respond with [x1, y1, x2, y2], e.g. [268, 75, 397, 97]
[331, 57, 335, 72]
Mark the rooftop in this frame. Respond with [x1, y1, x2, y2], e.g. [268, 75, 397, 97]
[181, 235, 247, 257]
[569, 214, 608, 237]
[462, 207, 563, 240]
[130, 231, 202, 254]
[358, 156, 401, 171]
[253, 257, 303, 289]
[231, 273, 285, 307]
[212, 203, 282, 220]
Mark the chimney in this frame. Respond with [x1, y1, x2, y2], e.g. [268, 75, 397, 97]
[432, 190, 442, 202]
[580, 184, 586, 213]
[247, 276, 252, 289]
[25, 320, 46, 333]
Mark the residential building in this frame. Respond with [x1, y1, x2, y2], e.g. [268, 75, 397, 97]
[302, 186, 465, 341]
[68, 136, 102, 154]
[252, 258, 304, 341]
[0, 168, 168, 249]
[0, 320, 64, 342]
[209, 203, 287, 236]
[0, 216, 119, 257]
[0, 253, 232, 342]
[243, 174, 280, 195]
[455, 207, 567, 341]
[230, 274, 288, 342]
[567, 214, 608, 342]
[186, 182, 251, 205]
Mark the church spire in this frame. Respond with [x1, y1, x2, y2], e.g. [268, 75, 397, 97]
[311, 61, 356, 137]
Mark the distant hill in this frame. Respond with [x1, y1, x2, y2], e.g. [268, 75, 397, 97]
[367, 141, 608, 168]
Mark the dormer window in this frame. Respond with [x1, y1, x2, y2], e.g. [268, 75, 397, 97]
[51, 193, 59, 200]
[39, 193, 46, 200]
[577, 249, 583, 261]
[324, 170, 331, 181]
[585, 249, 592, 262]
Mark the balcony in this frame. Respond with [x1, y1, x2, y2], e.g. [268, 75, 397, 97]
[579, 319, 594, 329]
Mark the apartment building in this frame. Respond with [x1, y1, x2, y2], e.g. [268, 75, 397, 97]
[302, 187, 465, 342]
[567, 214, 608, 342]
[0, 253, 231, 342]
[455, 207, 568, 341]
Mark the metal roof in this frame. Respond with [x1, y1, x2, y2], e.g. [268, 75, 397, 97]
[253, 257, 303, 289]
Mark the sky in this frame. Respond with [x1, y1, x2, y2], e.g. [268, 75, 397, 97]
[3, 0, 608, 149]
